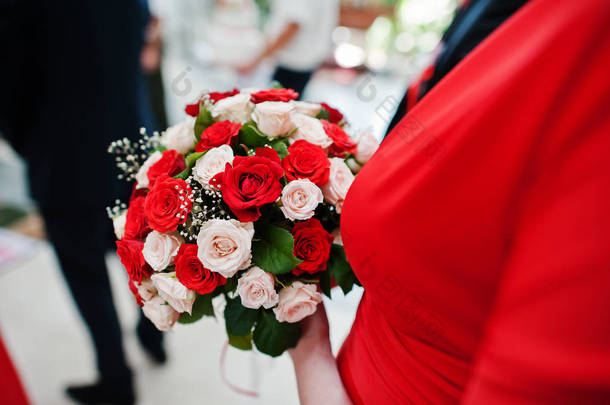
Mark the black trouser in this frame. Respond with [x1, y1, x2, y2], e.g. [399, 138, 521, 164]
[272, 66, 313, 97]
[44, 210, 160, 387]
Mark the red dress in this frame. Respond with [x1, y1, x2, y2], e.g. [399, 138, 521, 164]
[337, 0, 610, 403]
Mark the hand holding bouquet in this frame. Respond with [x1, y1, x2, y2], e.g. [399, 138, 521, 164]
[107, 87, 378, 356]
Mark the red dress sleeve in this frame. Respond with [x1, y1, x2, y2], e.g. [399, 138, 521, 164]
[461, 116, 610, 403]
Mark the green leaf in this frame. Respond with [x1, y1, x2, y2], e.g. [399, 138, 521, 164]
[194, 105, 214, 140]
[174, 151, 205, 180]
[319, 269, 332, 298]
[252, 225, 302, 274]
[270, 138, 289, 159]
[327, 244, 358, 295]
[178, 293, 214, 324]
[253, 310, 301, 357]
[239, 122, 269, 147]
[315, 108, 330, 121]
[224, 296, 260, 336]
[270, 81, 284, 89]
[227, 330, 253, 351]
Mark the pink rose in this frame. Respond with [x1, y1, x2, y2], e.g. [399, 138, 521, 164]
[273, 282, 322, 323]
[355, 130, 379, 164]
[151, 272, 196, 314]
[142, 231, 183, 271]
[251, 101, 295, 138]
[142, 295, 181, 331]
[236, 266, 279, 309]
[289, 113, 333, 148]
[137, 278, 157, 301]
[280, 179, 323, 221]
[321, 158, 355, 214]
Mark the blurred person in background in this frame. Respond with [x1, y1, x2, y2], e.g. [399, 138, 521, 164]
[0, 1, 165, 404]
[238, 0, 340, 96]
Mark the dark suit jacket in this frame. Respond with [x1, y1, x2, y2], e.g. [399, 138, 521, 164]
[0, 0, 147, 253]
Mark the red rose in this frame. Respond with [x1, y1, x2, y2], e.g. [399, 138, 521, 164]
[185, 101, 200, 117]
[124, 196, 151, 240]
[128, 279, 144, 306]
[195, 121, 242, 152]
[144, 175, 193, 232]
[322, 120, 357, 158]
[175, 244, 226, 294]
[291, 218, 333, 276]
[147, 150, 186, 188]
[209, 88, 239, 103]
[250, 88, 299, 104]
[116, 239, 152, 283]
[320, 102, 344, 124]
[211, 147, 283, 222]
[282, 140, 331, 186]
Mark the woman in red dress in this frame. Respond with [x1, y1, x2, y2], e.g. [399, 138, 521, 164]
[288, 0, 610, 403]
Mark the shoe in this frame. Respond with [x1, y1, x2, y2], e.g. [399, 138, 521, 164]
[66, 382, 135, 405]
[136, 318, 167, 365]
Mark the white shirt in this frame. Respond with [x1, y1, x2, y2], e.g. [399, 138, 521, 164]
[266, 0, 340, 71]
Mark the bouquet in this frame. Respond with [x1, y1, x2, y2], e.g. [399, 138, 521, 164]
[107, 87, 379, 357]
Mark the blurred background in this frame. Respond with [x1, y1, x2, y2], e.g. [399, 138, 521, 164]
[0, 0, 456, 403]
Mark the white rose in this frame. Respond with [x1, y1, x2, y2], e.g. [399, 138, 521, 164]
[321, 158, 355, 214]
[251, 101, 295, 138]
[137, 278, 157, 301]
[273, 282, 322, 323]
[192, 145, 234, 189]
[280, 179, 323, 221]
[112, 212, 127, 240]
[289, 113, 333, 148]
[355, 130, 379, 164]
[142, 231, 183, 271]
[142, 295, 180, 331]
[135, 151, 162, 189]
[291, 101, 321, 117]
[196, 219, 254, 278]
[151, 272, 196, 314]
[236, 266, 279, 309]
[210, 93, 253, 123]
[160, 116, 197, 154]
